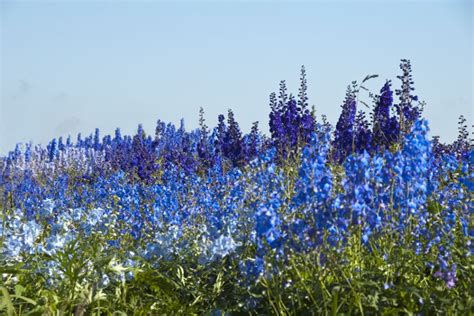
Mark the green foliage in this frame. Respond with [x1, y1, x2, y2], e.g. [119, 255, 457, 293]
[1, 222, 472, 315]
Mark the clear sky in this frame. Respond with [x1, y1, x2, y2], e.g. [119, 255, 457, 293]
[1, 0, 472, 154]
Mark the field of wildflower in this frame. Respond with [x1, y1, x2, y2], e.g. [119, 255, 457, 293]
[0, 60, 472, 314]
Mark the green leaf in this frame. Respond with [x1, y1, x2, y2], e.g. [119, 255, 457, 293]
[360, 100, 371, 109]
[362, 74, 379, 83]
[14, 285, 25, 297]
[11, 295, 37, 306]
[0, 286, 15, 316]
[331, 289, 339, 316]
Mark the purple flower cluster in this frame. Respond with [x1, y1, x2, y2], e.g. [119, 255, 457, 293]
[395, 59, 421, 134]
[372, 81, 399, 150]
[0, 62, 472, 292]
[331, 59, 437, 163]
[332, 85, 357, 163]
[269, 66, 316, 157]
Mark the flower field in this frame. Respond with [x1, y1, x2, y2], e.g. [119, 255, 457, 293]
[1, 60, 472, 314]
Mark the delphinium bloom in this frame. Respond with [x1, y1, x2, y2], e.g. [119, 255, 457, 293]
[395, 59, 422, 136]
[268, 91, 285, 153]
[197, 107, 213, 171]
[0, 62, 472, 314]
[209, 230, 241, 259]
[268, 67, 316, 159]
[243, 121, 260, 163]
[297, 66, 316, 144]
[372, 80, 399, 150]
[354, 111, 372, 153]
[1, 213, 42, 260]
[282, 96, 302, 149]
[292, 130, 333, 248]
[389, 120, 432, 248]
[342, 151, 375, 243]
[223, 109, 245, 168]
[450, 115, 473, 160]
[130, 125, 159, 182]
[47, 138, 58, 162]
[332, 85, 357, 164]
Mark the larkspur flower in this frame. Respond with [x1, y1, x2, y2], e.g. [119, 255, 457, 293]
[0, 63, 471, 314]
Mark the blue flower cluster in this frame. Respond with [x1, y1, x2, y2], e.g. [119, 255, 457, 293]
[0, 61, 472, 292]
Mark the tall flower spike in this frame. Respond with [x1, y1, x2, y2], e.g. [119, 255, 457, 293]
[199, 107, 208, 137]
[269, 92, 278, 112]
[224, 109, 244, 167]
[47, 138, 57, 162]
[395, 59, 420, 136]
[354, 111, 372, 153]
[58, 137, 65, 151]
[452, 115, 472, 159]
[245, 121, 260, 162]
[76, 133, 82, 147]
[284, 95, 301, 148]
[278, 80, 288, 109]
[114, 128, 122, 142]
[269, 92, 284, 144]
[198, 107, 211, 170]
[94, 128, 101, 150]
[372, 80, 399, 150]
[216, 114, 227, 155]
[332, 85, 357, 163]
[298, 65, 308, 110]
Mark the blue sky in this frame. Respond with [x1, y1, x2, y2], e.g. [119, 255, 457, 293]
[1, 0, 472, 153]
